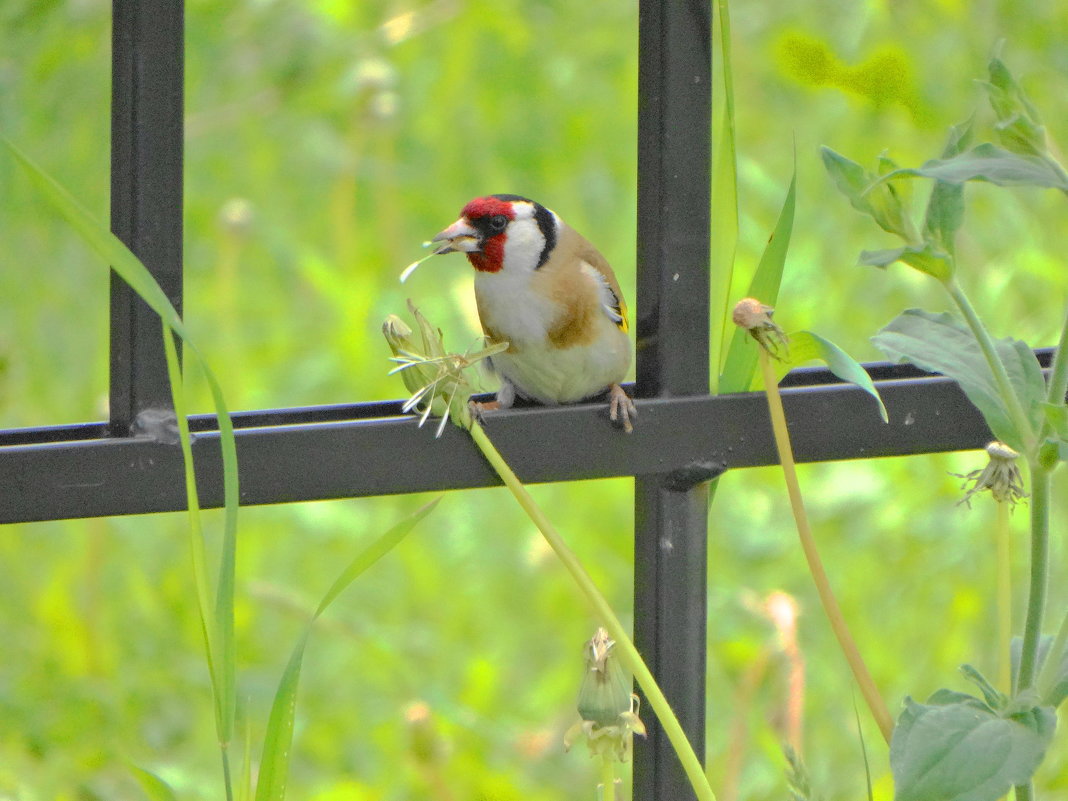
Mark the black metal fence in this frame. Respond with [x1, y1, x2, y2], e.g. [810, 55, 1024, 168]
[0, 2, 1021, 798]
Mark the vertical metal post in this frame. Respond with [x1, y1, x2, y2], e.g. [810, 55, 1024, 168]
[110, 0, 184, 435]
[634, 0, 712, 798]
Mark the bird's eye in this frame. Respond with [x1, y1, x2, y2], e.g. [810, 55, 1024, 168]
[488, 215, 508, 233]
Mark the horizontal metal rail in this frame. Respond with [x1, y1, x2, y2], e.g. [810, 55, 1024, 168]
[4, 354, 1055, 525]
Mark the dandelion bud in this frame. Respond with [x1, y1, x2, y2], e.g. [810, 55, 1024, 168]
[383, 303, 507, 436]
[564, 628, 646, 763]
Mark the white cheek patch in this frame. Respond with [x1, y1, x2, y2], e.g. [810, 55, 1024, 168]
[502, 218, 546, 274]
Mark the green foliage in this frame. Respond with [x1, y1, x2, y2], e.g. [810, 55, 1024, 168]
[130, 765, 181, 801]
[3, 2, 1068, 800]
[820, 147, 919, 243]
[888, 144, 1068, 191]
[785, 331, 888, 422]
[720, 171, 796, 393]
[921, 119, 972, 257]
[257, 499, 440, 801]
[873, 309, 1046, 452]
[890, 688, 1055, 801]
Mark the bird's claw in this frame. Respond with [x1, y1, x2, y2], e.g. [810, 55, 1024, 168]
[608, 384, 636, 434]
[468, 398, 500, 425]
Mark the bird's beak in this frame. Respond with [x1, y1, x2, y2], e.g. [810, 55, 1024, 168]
[430, 218, 481, 254]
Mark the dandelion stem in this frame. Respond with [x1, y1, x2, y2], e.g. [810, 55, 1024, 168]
[467, 420, 716, 801]
[996, 498, 1013, 693]
[1015, 462, 1051, 693]
[600, 757, 617, 801]
[758, 347, 894, 744]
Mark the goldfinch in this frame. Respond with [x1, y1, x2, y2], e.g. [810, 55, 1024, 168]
[430, 194, 636, 432]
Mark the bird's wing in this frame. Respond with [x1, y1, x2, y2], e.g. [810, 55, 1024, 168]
[577, 247, 629, 332]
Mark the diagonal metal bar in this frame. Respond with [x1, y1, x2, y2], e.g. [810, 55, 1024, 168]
[109, 0, 185, 435]
[634, 0, 713, 797]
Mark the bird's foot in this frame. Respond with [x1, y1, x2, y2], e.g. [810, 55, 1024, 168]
[608, 384, 636, 434]
[468, 398, 500, 424]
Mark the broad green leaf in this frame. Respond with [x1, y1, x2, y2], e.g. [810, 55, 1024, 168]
[821, 146, 913, 239]
[758, 331, 888, 422]
[888, 143, 1068, 190]
[256, 498, 441, 801]
[891, 692, 1056, 801]
[922, 119, 973, 257]
[985, 56, 1042, 124]
[981, 57, 1048, 158]
[872, 309, 1046, 451]
[859, 243, 953, 282]
[719, 170, 796, 393]
[130, 765, 180, 801]
[821, 146, 874, 213]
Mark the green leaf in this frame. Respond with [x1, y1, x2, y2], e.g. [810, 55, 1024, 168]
[779, 331, 888, 422]
[859, 243, 953, 282]
[821, 146, 913, 239]
[1042, 403, 1068, 462]
[3, 135, 244, 781]
[1014, 634, 1068, 708]
[960, 664, 1006, 710]
[719, 170, 796, 393]
[1046, 651, 1068, 709]
[709, 0, 739, 392]
[129, 765, 180, 801]
[891, 692, 1056, 801]
[922, 119, 973, 257]
[872, 309, 1046, 451]
[255, 498, 441, 801]
[981, 57, 1048, 158]
[888, 143, 1068, 190]
[1, 136, 187, 338]
[1044, 402, 1068, 439]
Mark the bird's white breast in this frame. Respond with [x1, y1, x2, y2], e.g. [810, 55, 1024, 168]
[473, 269, 631, 405]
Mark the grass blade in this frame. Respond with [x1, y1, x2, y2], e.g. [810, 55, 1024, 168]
[129, 765, 180, 801]
[255, 498, 441, 801]
[710, 0, 738, 392]
[4, 136, 242, 797]
[719, 168, 797, 393]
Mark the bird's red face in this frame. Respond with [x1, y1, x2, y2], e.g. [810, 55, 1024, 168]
[431, 195, 519, 273]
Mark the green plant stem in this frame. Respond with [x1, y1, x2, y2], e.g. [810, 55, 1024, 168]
[1045, 306, 1068, 409]
[1015, 783, 1034, 801]
[600, 757, 616, 801]
[945, 278, 1037, 449]
[758, 349, 894, 744]
[996, 498, 1013, 693]
[467, 421, 717, 801]
[1037, 604, 1068, 700]
[1015, 462, 1051, 692]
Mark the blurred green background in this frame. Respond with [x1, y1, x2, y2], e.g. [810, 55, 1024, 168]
[1, 0, 1066, 799]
